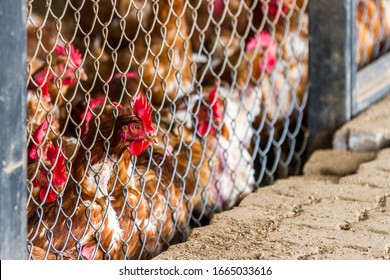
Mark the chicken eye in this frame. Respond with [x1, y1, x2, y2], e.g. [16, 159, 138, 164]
[132, 124, 139, 131]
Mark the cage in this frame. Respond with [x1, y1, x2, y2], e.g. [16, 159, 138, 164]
[24, 0, 309, 259]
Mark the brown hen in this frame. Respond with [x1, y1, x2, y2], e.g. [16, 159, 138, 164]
[116, 0, 194, 107]
[28, 96, 188, 260]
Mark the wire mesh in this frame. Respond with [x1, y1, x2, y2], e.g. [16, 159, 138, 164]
[26, 0, 309, 260]
[356, 0, 390, 68]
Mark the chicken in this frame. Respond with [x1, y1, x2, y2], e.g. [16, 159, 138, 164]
[27, 42, 85, 209]
[27, 120, 68, 212]
[213, 0, 254, 49]
[26, 8, 76, 74]
[198, 32, 277, 133]
[187, 0, 260, 89]
[196, 84, 255, 208]
[27, 13, 56, 74]
[223, 30, 276, 144]
[116, 0, 194, 107]
[27, 77, 59, 135]
[27, 43, 87, 135]
[186, 0, 251, 64]
[382, 0, 390, 43]
[70, 71, 144, 139]
[28, 96, 188, 260]
[66, 0, 152, 98]
[166, 84, 255, 224]
[48, 44, 87, 101]
[69, 0, 152, 49]
[72, 97, 123, 138]
[227, 1, 308, 182]
[27, 43, 85, 206]
[356, 0, 390, 68]
[241, 1, 308, 127]
[272, 0, 308, 116]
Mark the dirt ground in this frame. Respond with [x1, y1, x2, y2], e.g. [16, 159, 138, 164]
[155, 149, 390, 260]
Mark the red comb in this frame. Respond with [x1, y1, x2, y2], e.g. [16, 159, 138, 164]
[46, 144, 67, 187]
[209, 84, 222, 120]
[89, 97, 107, 109]
[54, 44, 84, 85]
[213, 0, 225, 15]
[247, 31, 277, 73]
[55, 44, 82, 68]
[133, 95, 155, 133]
[267, 0, 289, 16]
[39, 184, 58, 204]
[34, 143, 67, 204]
[33, 69, 52, 101]
[246, 31, 274, 51]
[196, 84, 222, 136]
[114, 71, 138, 80]
[259, 32, 277, 73]
[29, 119, 50, 160]
[81, 245, 95, 260]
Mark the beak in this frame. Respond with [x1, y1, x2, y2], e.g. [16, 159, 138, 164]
[79, 69, 88, 81]
[145, 133, 159, 145]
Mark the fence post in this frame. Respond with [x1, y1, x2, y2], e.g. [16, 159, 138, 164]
[0, 0, 27, 259]
[307, 0, 356, 152]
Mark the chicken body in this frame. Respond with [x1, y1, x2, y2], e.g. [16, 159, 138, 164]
[117, 0, 194, 107]
[107, 145, 188, 259]
[70, 0, 151, 49]
[165, 84, 255, 223]
[186, 0, 252, 67]
[77, 115, 187, 259]
[27, 43, 86, 211]
[28, 100, 188, 260]
[28, 117, 128, 259]
[272, 6, 308, 121]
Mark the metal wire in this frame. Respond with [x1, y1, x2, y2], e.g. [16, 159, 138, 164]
[356, 0, 390, 68]
[26, 0, 313, 260]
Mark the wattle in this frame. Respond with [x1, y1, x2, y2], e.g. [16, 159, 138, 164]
[129, 140, 150, 156]
[81, 245, 95, 260]
[39, 187, 57, 204]
[197, 122, 215, 136]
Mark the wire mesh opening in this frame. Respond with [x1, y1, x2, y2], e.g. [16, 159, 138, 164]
[26, 0, 309, 260]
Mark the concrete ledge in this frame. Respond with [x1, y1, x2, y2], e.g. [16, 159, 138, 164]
[155, 150, 390, 260]
[303, 149, 375, 177]
[333, 95, 390, 151]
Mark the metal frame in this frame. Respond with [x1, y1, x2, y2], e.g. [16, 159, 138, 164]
[308, 0, 390, 152]
[352, 0, 390, 115]
[355, 51, 390, 115]
[0, 0, 27, 259]
[308, 0, 355, 152]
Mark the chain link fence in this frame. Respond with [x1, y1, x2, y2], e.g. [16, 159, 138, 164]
[2, 0, 384, 260]
[26, 0, 309, 260]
